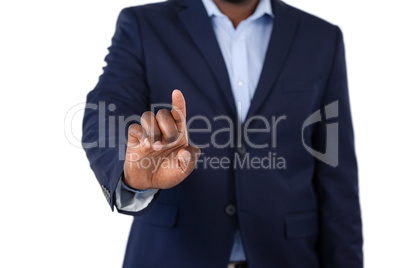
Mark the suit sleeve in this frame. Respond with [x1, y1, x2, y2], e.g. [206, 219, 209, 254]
[82, 8, 159, 215]
[313, 26, 363, 267]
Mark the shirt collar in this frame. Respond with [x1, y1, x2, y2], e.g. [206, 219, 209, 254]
[201, 0, 274, 19]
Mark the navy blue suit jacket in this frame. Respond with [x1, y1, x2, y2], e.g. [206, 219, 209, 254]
[83, 0, 363, 267]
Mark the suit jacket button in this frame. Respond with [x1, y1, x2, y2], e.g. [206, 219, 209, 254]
[237, 144, 247, 155]
[225, 204, 237, 216]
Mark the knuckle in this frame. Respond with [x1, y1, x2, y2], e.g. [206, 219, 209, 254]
[128, 124, 142, 134]
[141, 111, 155, 118]
[149, 130, 162, 140]
[141, 111, 157, 129]
[156, 109, 171, 119]
[140, 111, 155, 126]
[164, 132, 178, 143]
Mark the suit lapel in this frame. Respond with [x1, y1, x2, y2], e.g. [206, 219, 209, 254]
[176, 0, 300, 120]
[177, 0, 237, 118]
[246, 0, 300, 120]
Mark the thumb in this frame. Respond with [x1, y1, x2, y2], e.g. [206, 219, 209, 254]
[177, 145, 201, 176]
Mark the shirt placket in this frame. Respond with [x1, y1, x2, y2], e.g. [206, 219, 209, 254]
[231, 24, 249, 122]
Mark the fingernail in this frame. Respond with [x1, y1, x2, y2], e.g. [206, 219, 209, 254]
[153, 141, 163, 151]
[143, 138, 150, 148]
[180, 150, 191, 162]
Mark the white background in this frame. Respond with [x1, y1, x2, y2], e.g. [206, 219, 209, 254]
[0, 0, 401, 267]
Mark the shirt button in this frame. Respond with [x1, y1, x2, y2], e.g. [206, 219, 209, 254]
[237, 143, 247, 155]
[225, 204, 237, 216]
[238, 81, 244, 87]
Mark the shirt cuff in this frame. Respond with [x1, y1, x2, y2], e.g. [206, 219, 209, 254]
[115, 176, 159, 212]
[121, 179, 149, 193]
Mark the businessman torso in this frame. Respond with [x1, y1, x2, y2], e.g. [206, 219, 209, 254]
[83, 0, 363, 267]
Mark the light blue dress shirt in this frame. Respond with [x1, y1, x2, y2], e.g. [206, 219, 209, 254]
[201, 0, 273, 261]
[202, 0, 274, 122]
[115, 0, 274, 262]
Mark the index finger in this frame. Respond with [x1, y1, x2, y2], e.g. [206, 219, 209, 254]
[171, 89, 186, 134]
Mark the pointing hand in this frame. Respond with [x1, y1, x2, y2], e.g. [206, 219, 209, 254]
[123, 90, 200, 190]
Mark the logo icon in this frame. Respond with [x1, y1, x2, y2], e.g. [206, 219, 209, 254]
[302, 101, 339, 167]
